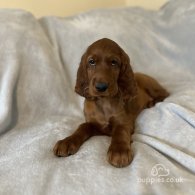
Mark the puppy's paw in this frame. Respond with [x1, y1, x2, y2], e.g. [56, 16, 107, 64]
[53, 136, 81, 157]
[107, 143, 133, 168]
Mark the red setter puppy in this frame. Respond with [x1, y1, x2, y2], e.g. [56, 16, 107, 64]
[53, 38, 169, 168]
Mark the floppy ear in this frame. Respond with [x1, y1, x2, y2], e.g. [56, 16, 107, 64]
[75, 53, 90, 98]
[118, 50, 137, 101]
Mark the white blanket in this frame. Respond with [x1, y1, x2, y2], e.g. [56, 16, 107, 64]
[0, 0, 195, 194]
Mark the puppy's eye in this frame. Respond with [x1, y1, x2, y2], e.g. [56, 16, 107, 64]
[88, 58, 96, 66]
[111, 60, 118, 66]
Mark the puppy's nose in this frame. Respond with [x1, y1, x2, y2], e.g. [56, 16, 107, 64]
[95, 82, 108, 92]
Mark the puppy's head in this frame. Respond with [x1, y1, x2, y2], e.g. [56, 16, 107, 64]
[75, 38, 137, 100]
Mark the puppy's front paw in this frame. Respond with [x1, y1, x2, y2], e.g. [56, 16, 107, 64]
[53, 136, 81, 157]
[107, 143, 133, 168]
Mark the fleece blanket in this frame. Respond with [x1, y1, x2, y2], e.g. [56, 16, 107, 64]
[0, 0, 195, 194]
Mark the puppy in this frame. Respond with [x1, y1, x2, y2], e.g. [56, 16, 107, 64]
[53, 38, 169, 167]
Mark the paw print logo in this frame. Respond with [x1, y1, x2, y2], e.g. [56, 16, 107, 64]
[151, 164, 170, 177]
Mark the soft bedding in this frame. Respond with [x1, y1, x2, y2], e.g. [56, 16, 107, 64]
[0, 0, 195, 194]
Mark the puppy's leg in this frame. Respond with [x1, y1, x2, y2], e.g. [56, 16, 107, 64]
[53, 122, 102, 157]
[146, 78, 169, 104]
[136, 73, 169, 106]
[107, 123, 133, 168]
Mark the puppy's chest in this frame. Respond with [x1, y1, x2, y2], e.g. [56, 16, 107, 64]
[84, 98, 122, 125]
[97, 100, 114, 121]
